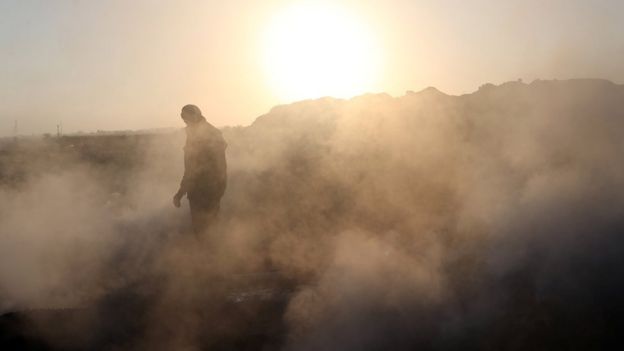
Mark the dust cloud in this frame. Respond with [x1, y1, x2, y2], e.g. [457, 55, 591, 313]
[1, 78, 624, 350]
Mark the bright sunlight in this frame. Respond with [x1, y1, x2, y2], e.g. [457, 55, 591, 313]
[262, 2, 382, 102]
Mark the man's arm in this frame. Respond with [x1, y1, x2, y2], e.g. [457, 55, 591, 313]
[173, 144, 192, 208]
[173, 140, 207, 207]
[173, 176, 188, 208]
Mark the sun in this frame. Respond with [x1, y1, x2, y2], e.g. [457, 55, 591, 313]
[262, 2, 382, 102]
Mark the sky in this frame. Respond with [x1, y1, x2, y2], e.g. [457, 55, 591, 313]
[1, 0, 623, 136]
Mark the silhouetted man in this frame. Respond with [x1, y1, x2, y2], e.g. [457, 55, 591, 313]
[173, 104, 227, 235]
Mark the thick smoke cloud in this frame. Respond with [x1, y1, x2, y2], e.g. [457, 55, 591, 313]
[1, 79, 624, 350]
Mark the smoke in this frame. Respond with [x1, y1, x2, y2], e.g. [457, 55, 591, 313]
[1, 79, 624, 350]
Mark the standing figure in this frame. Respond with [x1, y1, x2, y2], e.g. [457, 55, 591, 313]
[173, 104, 227, 235]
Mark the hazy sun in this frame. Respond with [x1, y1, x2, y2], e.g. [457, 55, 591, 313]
[262, 2, 381, 102]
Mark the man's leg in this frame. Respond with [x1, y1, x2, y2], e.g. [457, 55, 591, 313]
[189, 200, 220, 236]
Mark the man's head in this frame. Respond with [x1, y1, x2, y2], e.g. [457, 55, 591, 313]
[181, 104, 203, 125]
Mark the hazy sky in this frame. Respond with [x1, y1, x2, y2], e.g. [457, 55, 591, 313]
[1, 0, 623, 135]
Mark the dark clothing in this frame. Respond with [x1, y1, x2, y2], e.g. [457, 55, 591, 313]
[180, 118, 227, 234]
[189, 198, 220, 236]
